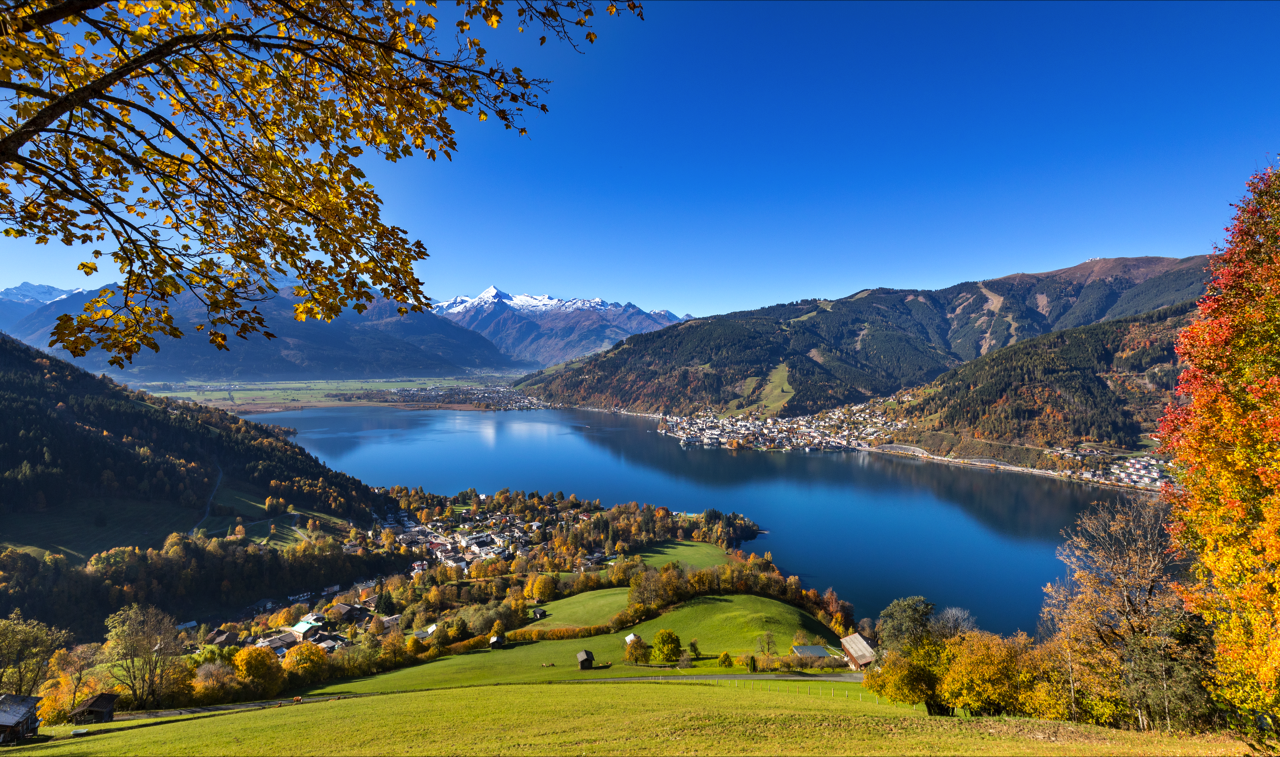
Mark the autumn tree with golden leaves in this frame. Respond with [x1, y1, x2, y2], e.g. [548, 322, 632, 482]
[0, 0, 640, 365]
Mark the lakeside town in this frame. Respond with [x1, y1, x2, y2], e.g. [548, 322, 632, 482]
[652, 404, 1172, 492]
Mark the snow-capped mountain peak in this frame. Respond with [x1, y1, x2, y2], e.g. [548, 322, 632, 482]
[437, 286, 620, 315]
[0, 282, 78, 304]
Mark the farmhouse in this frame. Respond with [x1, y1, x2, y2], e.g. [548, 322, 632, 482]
[840, 633, 877, 670]
[0, 695, 41, 744]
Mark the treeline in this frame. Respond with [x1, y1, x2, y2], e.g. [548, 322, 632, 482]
[864, 498, 1218, 732]
[894, 303, 1194, 449]
[0, 534, 411, 639]
[0, 334, 390, 517]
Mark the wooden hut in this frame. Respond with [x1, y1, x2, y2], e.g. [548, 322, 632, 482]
[576, 650, 594, 670]
[70, 693, 120, 725]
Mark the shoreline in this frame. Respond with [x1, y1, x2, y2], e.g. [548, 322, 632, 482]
[557, 403, 1162, 496]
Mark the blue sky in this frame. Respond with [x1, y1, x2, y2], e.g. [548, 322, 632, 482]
[4, 1, 1279, 317]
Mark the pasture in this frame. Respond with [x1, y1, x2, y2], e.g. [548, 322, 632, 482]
[301, 594, 838, 696]
[23, 682, 1238, 756]
[633, 540, 730, 570]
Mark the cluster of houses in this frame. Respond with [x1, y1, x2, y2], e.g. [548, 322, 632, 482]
[367, 508, 609, 573]
[654, 405, 1175, 492]
[659, 405, 906, 452]
[1084, 456, 1171, 489]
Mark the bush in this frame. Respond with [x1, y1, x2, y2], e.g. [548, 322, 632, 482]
[718, 651, 733, 668]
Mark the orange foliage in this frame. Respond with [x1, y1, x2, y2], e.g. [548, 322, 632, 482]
[1161, 166, 1280, 723]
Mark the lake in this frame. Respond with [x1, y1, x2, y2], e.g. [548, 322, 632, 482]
[246, 406, 1115, 634]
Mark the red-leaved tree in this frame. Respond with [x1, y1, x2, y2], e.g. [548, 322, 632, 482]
[1160, 165, 1280, 743]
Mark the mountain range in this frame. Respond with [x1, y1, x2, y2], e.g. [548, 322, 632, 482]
[517, 255, 1210, 418]
[435, 286, 691, 367]
[6, 288, 525, 381]
[2, 284, 689, 381]
[0, 282, 79, 332]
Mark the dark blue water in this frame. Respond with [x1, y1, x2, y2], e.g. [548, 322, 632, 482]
[247, 406, 1112, 634]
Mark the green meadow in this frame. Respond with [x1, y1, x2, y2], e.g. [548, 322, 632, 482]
[301, 594, 839, 696]
[26, 683, 1238, 756]
[633, 540, 731, 570]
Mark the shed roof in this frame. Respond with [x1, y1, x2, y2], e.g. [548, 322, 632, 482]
[576, 650, 594, 662]
[840, 633, 877, 665]
[791, 645, 831, 658]
[0, 695, 41, 727]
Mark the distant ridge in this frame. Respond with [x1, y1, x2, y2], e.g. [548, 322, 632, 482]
[518, 255, 1211, 418]
[8, 286, 527, 381]
[435, 286, 689, 367]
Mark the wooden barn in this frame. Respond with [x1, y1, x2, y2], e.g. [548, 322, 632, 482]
[576, 650, 594, 670]
[840, 633, 877, 670]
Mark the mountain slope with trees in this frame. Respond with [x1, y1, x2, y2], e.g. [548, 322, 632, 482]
[519, 256, 1209, 417]
[890, 302, 1193, 451]
[0, 332, 391, 524]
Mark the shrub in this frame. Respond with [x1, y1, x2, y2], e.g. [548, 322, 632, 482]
[718, 651, 733, 668]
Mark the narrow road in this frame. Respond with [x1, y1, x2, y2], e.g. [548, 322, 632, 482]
[189, 462, 223, 536]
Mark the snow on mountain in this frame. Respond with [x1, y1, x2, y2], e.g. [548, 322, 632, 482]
[436, 286, 644, 316]
[0, 282, 79, 304]
[432, 286, 690, 366]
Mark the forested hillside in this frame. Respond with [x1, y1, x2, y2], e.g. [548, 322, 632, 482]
[520, 256, 1208, 417]
[0, 333, 389, 518]
[891, 303, 1193, 450]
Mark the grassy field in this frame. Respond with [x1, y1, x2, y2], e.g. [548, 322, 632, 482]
[24, 682, 1240, 756]
[632, 540, 731, 570]
[145, 377, 488, 412]
[527, 587, 631, 629]
[756, 363, 793, 416]
[300, 594, 837, 696]
[0, 496, 200, 563]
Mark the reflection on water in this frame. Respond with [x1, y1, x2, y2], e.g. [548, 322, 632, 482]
[247, 406, 1116, 634]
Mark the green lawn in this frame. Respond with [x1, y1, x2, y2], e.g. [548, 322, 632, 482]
[632, 540, 730, 570]
[300, 594, 837, 696]
[527, 587, 630, 629]
[22, 682, 1239, 756]
[628, 594, 838, 655]
[0, 496, 199, 564]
